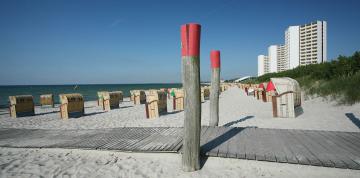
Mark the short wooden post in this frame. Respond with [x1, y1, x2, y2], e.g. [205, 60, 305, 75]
[209, 50, 220, 126]
[181, 23, 201, 172]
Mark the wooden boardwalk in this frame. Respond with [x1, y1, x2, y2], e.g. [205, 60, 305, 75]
[0, 127, 360, 170]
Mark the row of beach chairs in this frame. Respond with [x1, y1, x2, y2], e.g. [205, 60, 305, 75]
[9, 91, 123, 119]
[238, 78, 302, 118]
[7, 87, 212, 120]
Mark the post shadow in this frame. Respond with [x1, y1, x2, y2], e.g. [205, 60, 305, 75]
[223, 116, 254, 127]
[0, 112, 9, 116]
[345, 113, 360, 129]
[36, 110, 59, 116]
[162, 110, 183, 115]
[109, 106, 134, 110]
[83, 111, 105, 117]
[295, 106, 304, 117]
[119, 106, 133, 109]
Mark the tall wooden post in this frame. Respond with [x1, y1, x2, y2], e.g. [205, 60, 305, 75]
[209, 50, 220, 126]
[181, 23, 201, 172]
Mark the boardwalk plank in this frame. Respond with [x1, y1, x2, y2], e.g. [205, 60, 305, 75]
[98, 128, 134, 150]
[216, 127, 238, 158]
[317, 131, 360, 170]
[205, 127, 225, 156]
[235, 127, 249, 159]
[1, 127, 360, 170]
[118, 128, 152, 150]
[270, 129, 296, 163]
[317, 131, 360, 168]
[249, 128, 266, 161]
[256, 128, 277, 162]
[199, 127, 213, 155]
[158, 128, 180, 151]
[243, 127, 258, 160]
[304, 130, 348, 168]
[282, 129, 315, 165]
[261, 129, 287, 163]
[120, 128, 151, 150]
[200, 127, 218, 155]
[313, 130, 360, 169]
[329, 132, 360, 157]
[226, 127, 245, 158]
[163, 128, 181, 151]
[340, 132, 360, 148]
[292, 130, 335, 167]
[134, 128, 167, 151]
[348, 132, 360, 140]
[154, 127, 171, 151]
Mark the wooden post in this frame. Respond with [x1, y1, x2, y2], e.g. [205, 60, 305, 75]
[209, 50, 220, 126]
[181, 23, 201, 172]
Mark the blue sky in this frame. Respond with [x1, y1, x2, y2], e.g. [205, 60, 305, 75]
[0, 0, 359, 85]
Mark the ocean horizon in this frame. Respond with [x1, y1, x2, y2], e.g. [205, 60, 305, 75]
[0, 83, 182, 108]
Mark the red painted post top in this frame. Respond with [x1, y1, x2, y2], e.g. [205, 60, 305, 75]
[181, 23, 201, 57]
[210, 50, 221, 69]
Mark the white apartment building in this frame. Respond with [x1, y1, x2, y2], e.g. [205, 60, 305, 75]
[285, 26, 300, 69]
[267, 45, 286, 73]
[277, 45, 286, 72]
[258, 20, 327, 75]
[299, 21, 327, 65]
[268, 45, 278, 73]
[257, 55, 269, 76]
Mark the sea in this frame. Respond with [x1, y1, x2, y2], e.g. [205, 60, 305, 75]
[0, 83, 182, 108]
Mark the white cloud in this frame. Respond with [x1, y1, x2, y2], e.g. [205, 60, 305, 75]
[110, 19, 124, 27]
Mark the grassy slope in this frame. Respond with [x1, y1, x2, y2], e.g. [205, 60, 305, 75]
[247, 51, 360, 105]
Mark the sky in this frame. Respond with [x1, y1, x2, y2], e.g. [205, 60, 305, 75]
[0, 0, 359, 85]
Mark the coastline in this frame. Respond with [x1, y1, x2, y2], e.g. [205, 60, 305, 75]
[0, 83, 183, 108]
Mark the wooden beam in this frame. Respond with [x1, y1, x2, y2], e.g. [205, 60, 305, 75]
[209, 50, 221, 126]
[181, 23, 201, 172]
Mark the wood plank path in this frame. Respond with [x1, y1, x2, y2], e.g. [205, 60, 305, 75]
[0, 127, 360, 170]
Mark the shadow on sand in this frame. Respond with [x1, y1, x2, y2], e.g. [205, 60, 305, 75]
[119, 106, 134, 109]
[345, 113, 360, 129]
[295, 106, 304, 117]
[85, 106, 97, 109]
[83, 111, 105, 117]
[162, 110, 183, 116]
[223, 116, 254, 127]
[0, 112, 9, 116]
[107, 106, 134, 111]
[36, 110, 59, 116]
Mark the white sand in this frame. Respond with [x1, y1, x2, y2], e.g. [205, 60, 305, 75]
[0, 87, 359, 131]
[1, 87, 360, 177]
[1, 147, 359, 178]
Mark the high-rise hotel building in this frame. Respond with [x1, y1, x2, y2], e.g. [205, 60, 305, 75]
[268, 45, 286, 73]
[277, 45, 286, 72]
[268, 45, 278, 73]
[285, 26, 300, 69]
[258, 20, 327, 76]
[299, 21, 327, 65]
[257, 55, 269, 76]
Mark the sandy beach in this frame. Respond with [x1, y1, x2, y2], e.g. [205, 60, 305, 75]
[1, 147, 359, 178]
[1, 87, 359, 177]
[0, 87, 359, 131]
